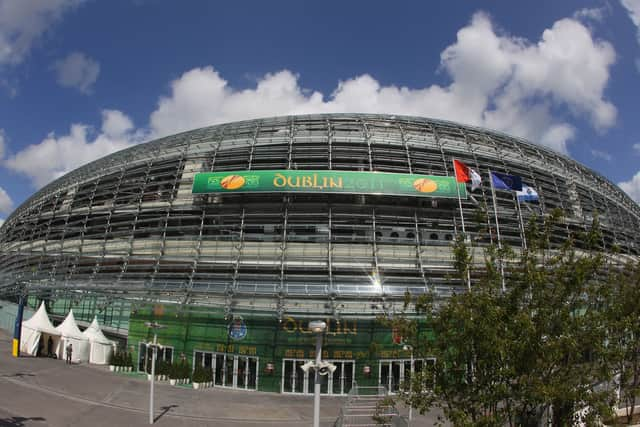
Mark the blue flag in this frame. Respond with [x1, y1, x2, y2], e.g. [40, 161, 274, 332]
[491, 172, 523, 191]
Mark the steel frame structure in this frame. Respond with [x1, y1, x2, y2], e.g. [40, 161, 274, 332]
[0, 114, 638, 318]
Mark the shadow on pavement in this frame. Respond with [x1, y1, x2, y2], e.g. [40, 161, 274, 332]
[154, 405, 179, 423]
[1, 373, 35, 378]
[0, 416, 46, 426]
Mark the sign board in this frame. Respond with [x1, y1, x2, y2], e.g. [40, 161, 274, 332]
[192, 170, 465, 199]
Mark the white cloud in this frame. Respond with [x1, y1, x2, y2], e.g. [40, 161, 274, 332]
[4, 110, 140, 188]
[622, 0, 640, 36]
[7, 10, 619, 189]
[149, 13, 616, 155]
[633, 143, 640, 154]
[0, 186, 12, 214]
[590, 149, 612, 161]
[622, 0, 640, 72]
[0, 0, 85, 66]
[52, 51, 99, 94]
[0, 218, 4, 228]
[573, 7, 606, 22]
[101, 109, 133, 137]
[0, 128, 5, 158]
[619, 173, 640, 202]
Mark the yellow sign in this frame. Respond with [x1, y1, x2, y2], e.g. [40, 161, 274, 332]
[281, 317, 357, 335]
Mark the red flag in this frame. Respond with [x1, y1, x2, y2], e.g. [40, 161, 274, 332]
[454, 159, 470, 183]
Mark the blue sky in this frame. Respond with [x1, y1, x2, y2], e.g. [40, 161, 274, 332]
[1, 0, 640, 224]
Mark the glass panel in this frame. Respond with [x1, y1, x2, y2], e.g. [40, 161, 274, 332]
[344, 362, 353, 394]
[380, 362, 390, 391]
[215, 354, 225, 385]
[320, 367, 329, 394]
[237, 357, 246, 388]
[194, 351, 203, 367]
[248, 358, 257, 389]
[284, 360, 294, 392]
[138, 343, 146, 372]
[391, 361, 402, 392]
[225, 356, 234, 387]
[146, 346, 154, 374]
[404, 361, 412, 390]
[307, 360, 315, 394]
[204, 353, 212, 368]
[164, 347, 173, 363]
[332, 362, 342, 395]
[294, 361, 305, 393]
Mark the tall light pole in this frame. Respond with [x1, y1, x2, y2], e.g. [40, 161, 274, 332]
[403, 344, 414, 424]
[145, 321, 166, 425]
[309, 320, 327, 427]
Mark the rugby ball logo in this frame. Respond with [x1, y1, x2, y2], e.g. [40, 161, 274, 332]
[412, 178, 438, 193]
[220, 175, 246, 190]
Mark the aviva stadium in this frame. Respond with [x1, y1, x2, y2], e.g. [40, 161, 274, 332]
[0, 113, 638, 394]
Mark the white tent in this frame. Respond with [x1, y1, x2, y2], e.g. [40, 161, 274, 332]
[20, 302, 61, 356]
[55, 309, 90, 363]
[82, 316, 115, 365]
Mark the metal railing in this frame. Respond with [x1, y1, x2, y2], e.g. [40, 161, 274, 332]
[335, 382, 408, 427]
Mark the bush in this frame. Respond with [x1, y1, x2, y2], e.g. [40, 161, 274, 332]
[192, 365, 211, 383]
[169, 361, 180, 380]
[180, 361, 190, 380]
[159, 360, 170, 376]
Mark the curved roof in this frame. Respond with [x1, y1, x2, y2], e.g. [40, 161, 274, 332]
[6, 113, 639, 225]
[1, 114, 638, 317]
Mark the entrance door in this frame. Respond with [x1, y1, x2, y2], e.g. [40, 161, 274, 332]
[378, 358, 434, 393]
[282, 359, 355, 395]
[138, 342, 173, 373]
[195, 351, 258, 390]
[379, 360, 406, 393]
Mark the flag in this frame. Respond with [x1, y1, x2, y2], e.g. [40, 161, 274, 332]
[490, 171, 522, 191]
[517, 184, 539, 202]
[453, 159, 482, 191]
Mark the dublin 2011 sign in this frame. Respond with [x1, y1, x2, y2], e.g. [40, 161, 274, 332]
[192, 170, 465, 199]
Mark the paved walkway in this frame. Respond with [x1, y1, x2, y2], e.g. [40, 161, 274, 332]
[0, 330, 439, 426]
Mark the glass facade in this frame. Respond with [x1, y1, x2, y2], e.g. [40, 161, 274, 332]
[0, 114, 638, 319]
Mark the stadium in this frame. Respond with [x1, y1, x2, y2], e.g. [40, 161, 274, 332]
[0, 113, 638, 395]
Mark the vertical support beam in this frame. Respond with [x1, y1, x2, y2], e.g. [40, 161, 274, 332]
[371, 208, 381, 294]
[12, 294, 25, 357]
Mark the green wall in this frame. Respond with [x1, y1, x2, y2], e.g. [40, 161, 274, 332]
[128, 303, 422, 393]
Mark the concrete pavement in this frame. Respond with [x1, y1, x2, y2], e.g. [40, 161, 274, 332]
[0, 329, 439, 426]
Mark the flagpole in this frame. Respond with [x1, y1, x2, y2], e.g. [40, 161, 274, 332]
[453, 159, 471, 291]
[453, 160, 467, 235]
[489, 170, 506, 291]
[515, 194, 527, 250]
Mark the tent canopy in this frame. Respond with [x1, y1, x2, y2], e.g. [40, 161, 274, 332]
[20, 302, 61, 356]
[82, 316, 115, 365]
[82, 316, 112, 344]
[55, 309, 90, 363]
[22, 302, 59, 336]
[55, 309, 86, 340]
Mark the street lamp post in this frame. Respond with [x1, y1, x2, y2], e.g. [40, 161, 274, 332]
[145, 321, 166, 425]
[309, 320, 327, 427]
[403, 344, 414, 424]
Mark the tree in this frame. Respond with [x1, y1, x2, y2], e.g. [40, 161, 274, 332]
[605, 258, 640, 424]
[393, 211, 618, 426]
